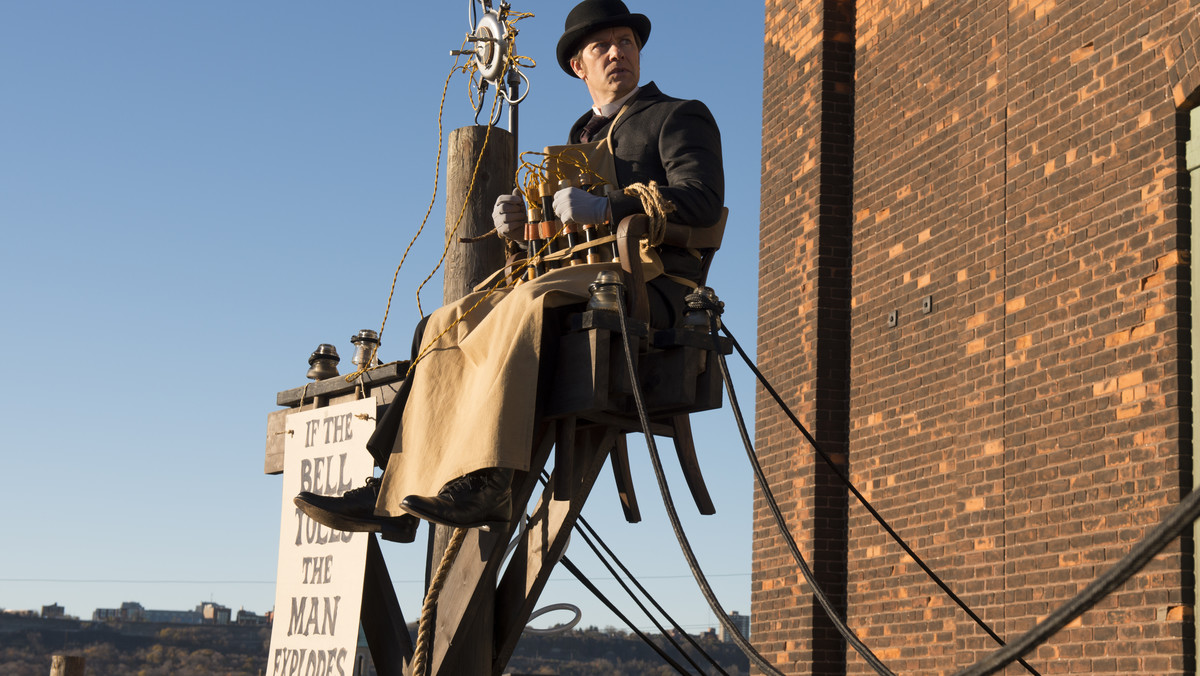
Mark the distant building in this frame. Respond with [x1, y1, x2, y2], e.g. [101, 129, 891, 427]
[2, 609, 38, 618]
[143, 608, 202, 624]
[718, 611, 750, 643]
[41, 604, 65, 619]
[198, 602, 232, 625]
[236, 608, 270, 626]
[93, 601, 146, 623]
[89, 600, 269, 625]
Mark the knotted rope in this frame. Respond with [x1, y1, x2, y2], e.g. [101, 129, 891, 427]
[622, 181, 675, 246]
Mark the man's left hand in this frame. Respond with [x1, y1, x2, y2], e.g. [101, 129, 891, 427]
[553, 187, 610, 225]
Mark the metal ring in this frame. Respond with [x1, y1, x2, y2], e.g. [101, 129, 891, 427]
[523, 603, 583, 636]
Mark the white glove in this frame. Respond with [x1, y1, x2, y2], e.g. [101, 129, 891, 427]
[553, 187, 609, 225]
[492, 189, 525, 239]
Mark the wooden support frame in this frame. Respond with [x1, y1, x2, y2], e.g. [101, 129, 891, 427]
[493, 424, 621, 670]
[267, 208, 735, 676]
[414, 303, 732, 674]
[360, 534, 412, 676]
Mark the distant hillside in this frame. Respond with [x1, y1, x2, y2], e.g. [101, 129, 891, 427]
[507, 626, 750, 675]
[0, 615, 268, 676]
[0, 615, 749, 675]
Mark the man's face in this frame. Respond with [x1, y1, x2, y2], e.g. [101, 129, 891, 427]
[570, 26, 640, 105]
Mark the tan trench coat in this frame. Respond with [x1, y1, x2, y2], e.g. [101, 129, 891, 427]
[375, 262, 619, 515]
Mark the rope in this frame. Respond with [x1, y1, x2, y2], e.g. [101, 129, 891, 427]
[375, 40, 469, 351]
[405, 223, 565, 377]
[414, 89, 504, 317]
[603, 278, 785, 676]
[411, 527, 468, 676]
[622, 181, 675, 246]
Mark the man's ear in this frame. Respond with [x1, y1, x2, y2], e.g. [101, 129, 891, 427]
[570, 58, 586, 80]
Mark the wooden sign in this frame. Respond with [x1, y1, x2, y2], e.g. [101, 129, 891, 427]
[267, 397, 376, 676]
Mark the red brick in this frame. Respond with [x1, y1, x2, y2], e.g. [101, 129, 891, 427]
[757, 0, 1195, 673]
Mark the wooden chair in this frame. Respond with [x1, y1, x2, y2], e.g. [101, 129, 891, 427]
[415, 210, 732, 675]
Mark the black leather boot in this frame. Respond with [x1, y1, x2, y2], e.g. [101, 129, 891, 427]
[400, 468, 514, 529]
[294, 477, 419, 543]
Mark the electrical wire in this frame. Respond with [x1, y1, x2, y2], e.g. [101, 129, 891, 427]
[560, 556, 693, 675]
[718, 321, 1041, 676]
[951, 483, 1200, 676]
[572, 511, 732, 675]
[535, 472, 727, 674]
[603, 278, 785, 676]
[691, 294, 894, 676]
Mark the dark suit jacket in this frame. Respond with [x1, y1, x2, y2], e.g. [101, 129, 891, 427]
[568, 82, 724, 284]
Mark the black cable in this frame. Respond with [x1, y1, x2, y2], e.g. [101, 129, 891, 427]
[719, 321, 1041, 676]
[572, 512, 731, 675]
[951, 483, 1200, 676]
[572, 521, 712, 675]
[697, 301, 894, 676]
[608, 283, 785, 676]
[536, 472, 723, 675]
[560, 555, 692, 675]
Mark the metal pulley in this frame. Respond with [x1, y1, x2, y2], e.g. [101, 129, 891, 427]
[472, 10, 508, 84]
[454, 2, 509, 86]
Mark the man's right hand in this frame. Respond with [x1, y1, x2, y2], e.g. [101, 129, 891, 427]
[492, 189, 525, 240]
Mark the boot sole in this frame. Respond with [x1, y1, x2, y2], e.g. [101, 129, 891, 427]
[294, 496, 382, 533]
[399, 501, 511, 531]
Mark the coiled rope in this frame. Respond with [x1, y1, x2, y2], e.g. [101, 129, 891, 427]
[559, 555, 693, 675]
[353, 8, 535, 385]
[571, 506, 731, 675]
[622, 180, 674, 246]
[410, 526, 468, 676]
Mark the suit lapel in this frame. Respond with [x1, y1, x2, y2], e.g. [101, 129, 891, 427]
[610, 82, 662, 136]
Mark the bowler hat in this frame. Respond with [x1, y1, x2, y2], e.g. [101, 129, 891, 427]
[556, 0, 651, 77]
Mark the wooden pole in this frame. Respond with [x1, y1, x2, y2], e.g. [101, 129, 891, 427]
[443, 125, 513, 304]
[428, 123, 514, 674]
[49, 655, 85, 676]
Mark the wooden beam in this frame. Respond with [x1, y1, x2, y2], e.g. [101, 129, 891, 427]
[425, 426, 557, 675]
[275, 361, 408, 407]
[492, 425, 619, 671]
[360, 534, 412, 676]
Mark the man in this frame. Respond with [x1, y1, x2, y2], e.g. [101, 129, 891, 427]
[295, 0, 723, 537]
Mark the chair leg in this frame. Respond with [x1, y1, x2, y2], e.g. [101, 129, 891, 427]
[670, 415, 716, 515]
[610, 434, 642, 523]
[553, 416, 577, 500]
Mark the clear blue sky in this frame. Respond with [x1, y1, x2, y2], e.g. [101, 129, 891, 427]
[0, 1, 764, 637]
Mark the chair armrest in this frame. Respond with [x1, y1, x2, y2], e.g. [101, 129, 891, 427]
[659, 207, 728, 250]
[616, 215, 651, 323]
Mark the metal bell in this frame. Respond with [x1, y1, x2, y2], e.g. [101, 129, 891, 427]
[306, 344, 341, 381]
[587, 270, 623, 313]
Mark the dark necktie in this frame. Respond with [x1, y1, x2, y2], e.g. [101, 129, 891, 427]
[579, 113, 611, 143]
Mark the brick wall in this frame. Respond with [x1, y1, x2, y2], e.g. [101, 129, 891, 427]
[757, 1, 1196, 674]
